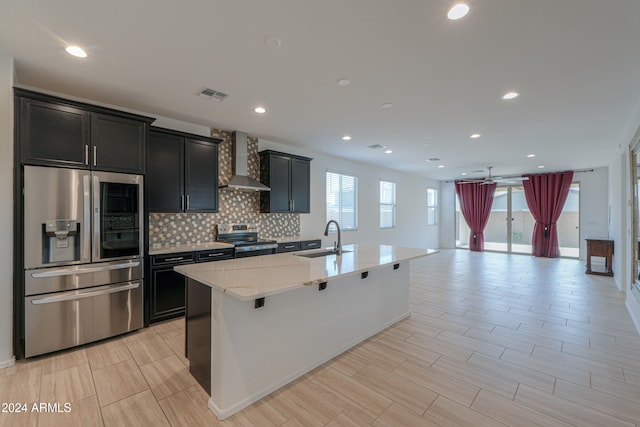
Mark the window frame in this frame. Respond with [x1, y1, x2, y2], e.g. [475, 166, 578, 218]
[427, 188, 438, 226]
[379, 180, 396, 229]
[325, 170, 359, 231]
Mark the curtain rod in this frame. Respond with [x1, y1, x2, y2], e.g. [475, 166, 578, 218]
[444, 168, 596, 183]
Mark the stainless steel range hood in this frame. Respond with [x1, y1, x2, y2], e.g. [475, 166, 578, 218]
[220, 131, 270, 192]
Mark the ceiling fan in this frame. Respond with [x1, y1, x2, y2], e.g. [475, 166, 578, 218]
[458, 166, 529, 185]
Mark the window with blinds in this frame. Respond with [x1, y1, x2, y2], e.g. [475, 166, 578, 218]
[326, 171, 358, 231]
[427, 188, 438, 225]
[380, 180, 396, 228]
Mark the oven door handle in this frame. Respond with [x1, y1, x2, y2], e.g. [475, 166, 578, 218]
[30, 261, 141, 278]
[30, 282, 140, 305]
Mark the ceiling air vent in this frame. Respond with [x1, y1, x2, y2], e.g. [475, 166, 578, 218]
[199, 87, 228, 102]
[367, 144, 387, 150]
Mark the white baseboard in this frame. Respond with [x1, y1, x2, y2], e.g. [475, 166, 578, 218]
[0, 356, 16, 370]
[208, 312, 410, 420]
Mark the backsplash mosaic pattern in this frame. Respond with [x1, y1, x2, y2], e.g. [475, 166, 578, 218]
[149, 128, 300, 245]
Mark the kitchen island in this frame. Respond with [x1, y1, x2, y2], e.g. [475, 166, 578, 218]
[175, 243, 436, 419]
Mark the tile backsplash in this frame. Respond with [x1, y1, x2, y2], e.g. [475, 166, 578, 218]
[148, 128, 300, 245]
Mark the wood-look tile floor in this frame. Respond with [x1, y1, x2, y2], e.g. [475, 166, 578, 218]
[2, 249, 640, 426]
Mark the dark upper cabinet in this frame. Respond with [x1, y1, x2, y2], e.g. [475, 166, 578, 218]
[147, 127, 220, 213]
[91, 113, 147, 174]
[147, 130, 183, 212]
[260, 150, 312, 213]
[290, 157, 311, 213]
[18, 97, 90, 168]
[15, 89, 153, 174]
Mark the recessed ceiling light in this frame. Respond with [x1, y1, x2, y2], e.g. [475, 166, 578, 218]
[254, 106, 266, 114]
[461, 172, 468, 176]
[470, 133, 481, 139]
[538, 165, 545, 169]
[337, 79, 351, 87]
[447, 3, 471, 20]
[438, 165, 445, 168]
[381, 103, 393, 109]
[65, 45, 87, 58]
[262, 35, 282, 48]
[342, 135, 351, 141]
[527, 154, 536, 158]
[502, 91, 520, 100]
[384, 150, 393, 154]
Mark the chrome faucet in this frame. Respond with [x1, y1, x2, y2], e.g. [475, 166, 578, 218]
[324, 220, 342, 255]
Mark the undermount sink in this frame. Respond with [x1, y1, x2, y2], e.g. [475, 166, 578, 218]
[295, 249, 352, 258]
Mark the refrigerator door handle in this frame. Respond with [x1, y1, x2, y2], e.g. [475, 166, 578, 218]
[82, 174, 91, 262]
[92, 174, 100, 261]
[30, 282, 140, 305]
[30, 261, 141, 278]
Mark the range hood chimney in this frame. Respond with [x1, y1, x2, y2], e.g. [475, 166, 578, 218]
[219, 131, 271, 192]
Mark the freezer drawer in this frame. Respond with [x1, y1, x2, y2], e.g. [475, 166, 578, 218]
[25, 259, 142, 296]
[24, 280, 143, 357]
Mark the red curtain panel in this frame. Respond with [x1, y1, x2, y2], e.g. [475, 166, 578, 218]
[522, 171, 574, 257]
[454, 181, 497, 251]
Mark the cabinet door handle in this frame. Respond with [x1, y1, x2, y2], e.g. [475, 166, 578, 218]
[93, 146, 97, 167]
[284, 245, 296, 249]
[164, 257, 184, 262]
[84, 144, 89, 165]
[186, 194, 190, 210]
[181, 195, 185, 211]
[207, 253, 224, 257]
[292, 200, 295, 212]
[308, 243, 318, 247]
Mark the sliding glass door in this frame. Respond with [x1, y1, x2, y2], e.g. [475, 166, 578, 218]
[456, 183, 580, 257]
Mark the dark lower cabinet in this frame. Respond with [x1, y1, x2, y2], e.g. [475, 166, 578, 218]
[149, 248, 233, 323]
[277, 239, 321, 253]
[186, 278, 211, 394]
[277, 242, 301, 253]
[149, 252, 195, 323]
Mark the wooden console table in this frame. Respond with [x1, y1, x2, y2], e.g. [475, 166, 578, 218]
[585, 238, 614, 276]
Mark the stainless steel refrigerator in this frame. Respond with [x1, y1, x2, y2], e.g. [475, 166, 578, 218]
[23, 165, 144, 357]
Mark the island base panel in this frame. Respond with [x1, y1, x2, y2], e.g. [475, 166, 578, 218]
[186, 278, 211, 394]
[208, 264, 410, 419]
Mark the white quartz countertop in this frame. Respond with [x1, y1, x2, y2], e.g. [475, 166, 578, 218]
[265, 236, 322, 243]
[149, 241, 234, 256]
[174, 244, 437, 301]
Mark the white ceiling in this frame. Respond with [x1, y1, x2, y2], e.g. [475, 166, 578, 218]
[2, 0, 640, 180]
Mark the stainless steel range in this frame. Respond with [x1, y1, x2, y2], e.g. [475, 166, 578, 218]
[22, 165, 143, 357]
[216, 224, 278, 257]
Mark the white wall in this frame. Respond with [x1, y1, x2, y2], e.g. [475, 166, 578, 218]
[0, 50, 15, 368]
[608, 152, 627, 292]
[258, 139, 440, 250]
[575, 168, 609, 260]
[611, 128, 640, 330]
[439, 169, 609, 258]
[439, 181, 457, 249]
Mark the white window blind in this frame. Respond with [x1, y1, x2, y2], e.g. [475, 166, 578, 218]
[380, 181, 396, 228]
[427, 188, 438, 225]
[326, 171, 358, 231]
